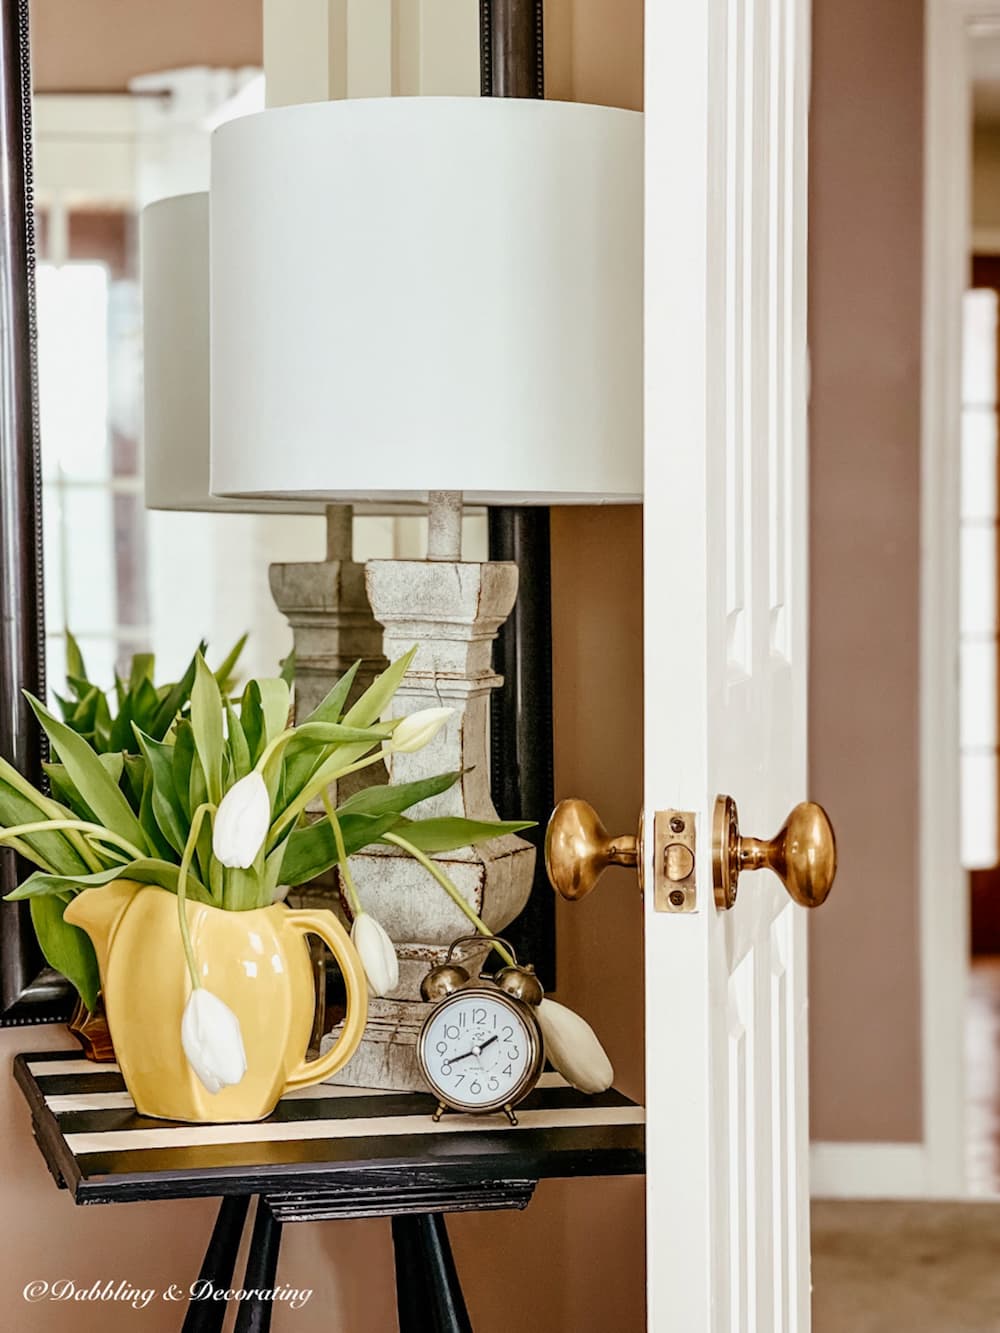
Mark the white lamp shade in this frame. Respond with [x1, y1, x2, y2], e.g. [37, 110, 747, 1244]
[209, 97, 642, 506]
[142, 192, 324, 513]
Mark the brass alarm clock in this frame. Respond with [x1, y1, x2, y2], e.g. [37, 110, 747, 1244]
[418, 937, 545, 1125]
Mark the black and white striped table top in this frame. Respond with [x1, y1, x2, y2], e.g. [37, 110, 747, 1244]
[14, 1052, 645, 1209]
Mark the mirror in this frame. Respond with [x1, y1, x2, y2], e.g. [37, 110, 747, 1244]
[0, 0, 555, 1025]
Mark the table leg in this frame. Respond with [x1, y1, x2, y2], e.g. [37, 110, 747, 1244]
[182, 1195, 251, 1333]
[392, 1214, 472, 1333]
[233, 1197, 284, 1333]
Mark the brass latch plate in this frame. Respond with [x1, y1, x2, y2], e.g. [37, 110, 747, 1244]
[653, 810, 697, 913]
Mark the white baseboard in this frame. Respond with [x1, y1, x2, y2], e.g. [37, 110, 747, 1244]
[810, 1142, 929, 1198]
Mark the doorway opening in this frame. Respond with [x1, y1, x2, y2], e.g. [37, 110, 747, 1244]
[962, 40, 1000, 1197]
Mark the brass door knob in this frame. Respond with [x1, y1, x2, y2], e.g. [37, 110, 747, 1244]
[713, 795, 836, 911]
[544, 799, 642, 901]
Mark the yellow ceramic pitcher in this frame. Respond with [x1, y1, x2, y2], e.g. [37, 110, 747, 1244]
[65, 881, 368, 1123]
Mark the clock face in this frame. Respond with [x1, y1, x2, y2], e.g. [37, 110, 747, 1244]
[419, 989, 539, 1111]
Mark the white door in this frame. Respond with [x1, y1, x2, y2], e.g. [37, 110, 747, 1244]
[645, 0, 815, 1329]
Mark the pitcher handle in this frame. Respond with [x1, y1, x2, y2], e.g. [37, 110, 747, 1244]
[283, 909, 368, 1090]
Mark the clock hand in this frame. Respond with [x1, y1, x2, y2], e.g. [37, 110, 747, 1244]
[449, 1034, 500, 1064]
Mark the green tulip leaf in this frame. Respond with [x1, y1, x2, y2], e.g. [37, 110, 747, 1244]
[138, 774, 175, 862]
[0, 774, 90, 875]
[128, 652, 155, 693]
[225, 702, 252, 782]
[25, 694, 148, 853]
[29, 894, 100, 1012]
[171, 721, 196, 820]
[384, 817, 535, 854]
[342, 646, 417, 728]
[65, 630, 87, 684]
[337, 770, 462, 819]
[190, 654, 224, 806]
[98, 751, 124, 787]
[108, 690, 135, 753]
[149, 649, 199, 740]
[6, 858, 212, 903]
[42, 764, 98, 824]
[257, 677, 292, 747]
[133, 728, 186, 855]
[301, 661, 360, 728]
[121, 753, 146, 811]
[213, 633, 248, 693]
[130, 675, 160, 734]
[280, 811, 404, 886]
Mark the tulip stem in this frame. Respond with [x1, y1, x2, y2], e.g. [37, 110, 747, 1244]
[178, 803, 215, 991]
[322, 791, 363, 917]
[0, 820, 145, 864]
[382, 833, 516, 968]
[267, 750, 389, 849]
[0, 835, 57, 873]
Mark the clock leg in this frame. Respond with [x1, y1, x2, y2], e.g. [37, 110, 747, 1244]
[504, 1104, 518, 1126]
[433, 1101, 447, 1123]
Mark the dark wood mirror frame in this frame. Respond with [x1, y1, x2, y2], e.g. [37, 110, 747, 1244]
[481, 0, 557, 991]
[0, 0, 73, 1025]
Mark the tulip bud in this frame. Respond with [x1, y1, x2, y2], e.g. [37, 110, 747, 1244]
[537, 998, 614, 1094]
[351, 911, 399, 996]
[181, 988, 247, 1094]
[212, 771, 270, 868]
[386, 707, 454, 755]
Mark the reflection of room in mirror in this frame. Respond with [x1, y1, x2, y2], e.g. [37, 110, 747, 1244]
[36, 206, 145, 697]
[960, 287, 1000, 871]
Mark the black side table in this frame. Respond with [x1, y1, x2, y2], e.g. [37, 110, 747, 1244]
[14, 1051, 645, 1332]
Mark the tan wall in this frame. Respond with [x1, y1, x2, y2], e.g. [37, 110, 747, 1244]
[807, 0, 924, 1142]
[30, 0, 262, 91]
[973, 125, 1000, 234]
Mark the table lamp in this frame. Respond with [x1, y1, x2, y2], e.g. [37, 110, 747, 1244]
[142, 191, 387, 720]
[209, 96, 642, 1089]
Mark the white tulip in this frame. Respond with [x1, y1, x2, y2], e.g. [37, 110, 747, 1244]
[386, 708, 454, 755]
[212, 771, 270, 868]
[181, 988, 247, 1095]
[537, 998, 614, 1094]
[351, 911, 399, 996]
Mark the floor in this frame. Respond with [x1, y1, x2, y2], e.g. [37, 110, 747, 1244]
[967, 956, 1000, 1195]
[807, 958, 1000, 1331]
[812, 1200, 1000, 1333]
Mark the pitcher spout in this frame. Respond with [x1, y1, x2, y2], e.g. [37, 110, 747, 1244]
[64, 880, 143, 980]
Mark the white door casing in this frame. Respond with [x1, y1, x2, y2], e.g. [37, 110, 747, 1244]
[644, 0, 811, 1329]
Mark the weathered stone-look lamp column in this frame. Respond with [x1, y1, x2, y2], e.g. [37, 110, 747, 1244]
[332, 493, 535, 1086]
[269, 505, 386, 721]
[208, 98, 643, 1089]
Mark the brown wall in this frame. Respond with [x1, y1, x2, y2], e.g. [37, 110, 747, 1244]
[29, 0, 262, 92]
[807, 0, 924, 1142]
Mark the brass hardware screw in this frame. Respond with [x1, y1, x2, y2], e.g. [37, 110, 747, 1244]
[668, 889, 685, 908]
[669, 816, 685, 833]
